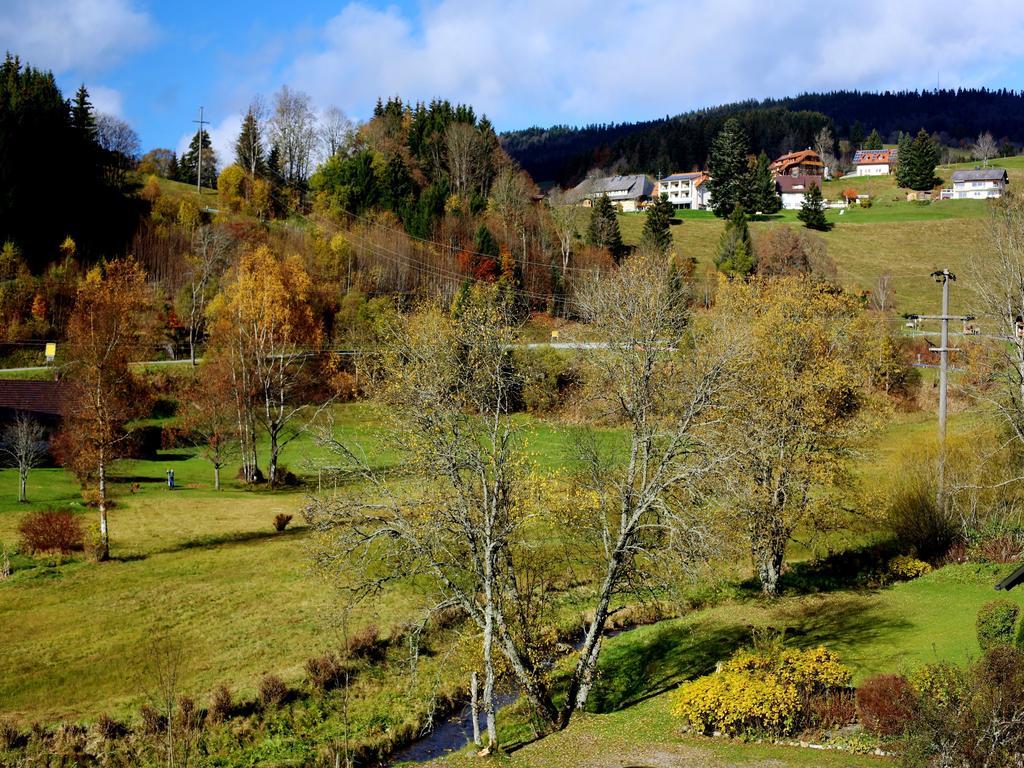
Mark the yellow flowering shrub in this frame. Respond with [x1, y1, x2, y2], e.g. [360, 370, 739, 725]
[909, 661, 965, 706]
[674, 645, 853, 737]
[887, 555, 932, 581]
[673, 670, 800, 736]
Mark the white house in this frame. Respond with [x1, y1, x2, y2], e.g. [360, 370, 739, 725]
[941, 168, 1009, 200]
[654, 172, 711, 210]
[776, 174, 821, 210]
[851, 149, 896, 176]
[569, 174, 655, 212]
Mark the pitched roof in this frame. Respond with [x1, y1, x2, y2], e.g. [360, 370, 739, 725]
[776, 174, 822, 194]
[995, 562, 1024, 591]
[571, 174, 654, 201]
[770, 150, 824, 173]
[853, 149, 896, 165]
[0, 380, 64, 417]
[951, 168, 1008, 182]
[658, 172, 705, 182]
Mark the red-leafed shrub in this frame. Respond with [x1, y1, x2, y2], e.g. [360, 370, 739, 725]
[273, 513, 292, 532]
[257, 674, 288, 710]
[207, 683, 233, 723]
[346, 624, 386, 662]
[856, 674, 916, 736]
[17, 510, 84, 555]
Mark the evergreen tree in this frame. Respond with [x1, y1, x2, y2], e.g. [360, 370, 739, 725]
[640, 193, 674, 253]
[167, 152, 180, 182]
[797, 184, 829, 231]
[181, 129, 218, 188]
[864, 128, 884, 150]
[904, 128, 940, 191]
[895, 131, 913, 188]
[706, 118, 750, 217]
[744, 151, 781, 214]
[70, 84, 97, 142]
[587, 194, 625, 262]
[850, 120, 865, 149]
[474, 222, 500, 259]
[716, 205, 756, 276]
[234, 109, 265, 177]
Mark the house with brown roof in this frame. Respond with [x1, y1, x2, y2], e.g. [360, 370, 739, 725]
[770, 149, 825, 178]
[852, 149, 897, 176]
[776, 175, 822, 210]
[0, 380, 64, 424]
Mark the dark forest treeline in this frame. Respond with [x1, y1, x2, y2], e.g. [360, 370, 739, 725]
[503, 88, 1024, 185]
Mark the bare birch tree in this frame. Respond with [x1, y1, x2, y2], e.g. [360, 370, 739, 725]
[445, 122, 485, 201]
[559, 247, 738, 721]
[181, 225, 232, 365]
[320, 106, 355, 160]
[973, 131, 999, 167]
[269, 86, 318, 187]
[306, 286, 558, 748]
[0, 412, 47, 502]
[546, 189, 585, 275]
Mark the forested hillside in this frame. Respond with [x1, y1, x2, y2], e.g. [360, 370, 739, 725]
[504, 88, 1024, 185]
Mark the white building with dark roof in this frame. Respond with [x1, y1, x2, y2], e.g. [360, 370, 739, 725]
[941, 168, 1009, 200]
[569, 174, 655, 212]
[654, 172, 711, 209]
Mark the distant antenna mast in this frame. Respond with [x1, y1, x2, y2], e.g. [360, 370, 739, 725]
[192, 106, 209, 193]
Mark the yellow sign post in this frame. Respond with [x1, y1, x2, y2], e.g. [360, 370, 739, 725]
[44, 343, 56, 363]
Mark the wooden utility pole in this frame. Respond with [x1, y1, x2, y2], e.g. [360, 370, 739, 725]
[193, 106, 209, 193]
[912, 269, 973, 508]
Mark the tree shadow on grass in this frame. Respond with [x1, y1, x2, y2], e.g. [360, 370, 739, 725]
[151, 525, 309, 556]
[584, 591, 911, 715]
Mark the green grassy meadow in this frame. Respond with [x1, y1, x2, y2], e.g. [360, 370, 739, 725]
[620, 158, 1024, 315]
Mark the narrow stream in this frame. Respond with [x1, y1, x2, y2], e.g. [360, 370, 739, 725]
[388, 628, 629, 765]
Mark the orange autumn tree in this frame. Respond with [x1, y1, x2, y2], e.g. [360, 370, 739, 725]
[206, 245, 323, 485]
[60, 259, 153, 561]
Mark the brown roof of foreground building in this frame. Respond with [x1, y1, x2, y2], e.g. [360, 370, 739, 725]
[0, 379, 65, 416]
[776, 174, 822, 193]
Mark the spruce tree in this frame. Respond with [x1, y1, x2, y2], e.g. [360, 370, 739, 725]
[895, 131, 913, 188]
[180, 129, 219, 188]
[864, 129, 884, 150]
[70, 84, 97, 142]
[235, 109, 265, 177]
[744, 151, 781, 214]
[706, 118, 750, 218]
[850, 120, 865, 149]
[167, 152, 179, 182]
[715, 205, 756, 276]
[905, 128, 940, 191]
[640, 193, 674, 253]
[798, 184, 829, 231]
[587, 194, 625, 262]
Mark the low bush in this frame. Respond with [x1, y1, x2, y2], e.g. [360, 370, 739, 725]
[672, 645, 852, 737]
[976, 599, 1020, 651]
[257, 674, 288, 710]
[902, 647, 1024, 767]
[273, 513, 293, 532]
[138, 704, 165, 735]
[91, 714, 126, 741]
[207, 684, 233, 723]
[429, 604, 467, 632]
[909, 661, 966, 707]
[51, 722, 87, 759]
[886, 555, 931, 581]
[17, 510, 84, 555]
[806, 688, 857, 730]
[855, 674, 915, 737]
[347, 624, 386, 662]
[305, 651, 354, 692]
[0, 718, 21, 750]
[174, 695, 201, 732]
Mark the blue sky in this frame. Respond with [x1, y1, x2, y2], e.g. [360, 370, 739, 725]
[4, 0, 1024, 164]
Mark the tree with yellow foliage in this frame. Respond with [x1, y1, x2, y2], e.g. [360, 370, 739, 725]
[59, 259, 153, 560]
[206, 245, 322, 485]
[713, 276, 866, 596]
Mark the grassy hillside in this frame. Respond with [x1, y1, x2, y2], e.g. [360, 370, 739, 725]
[618, 161, 1024, 315]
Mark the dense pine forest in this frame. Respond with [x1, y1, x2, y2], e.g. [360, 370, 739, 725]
[503, 88, 1024, 184]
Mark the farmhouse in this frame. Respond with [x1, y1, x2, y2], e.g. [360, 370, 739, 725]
[770, 149, 825, 178]
[0, 379, 63, 426]
[851, 149, 896, 176]
[654, 172, 711, 210]
[941, 168, 1009, 200]
[569, 174, 654, 212]
[776, 174, 821, 210]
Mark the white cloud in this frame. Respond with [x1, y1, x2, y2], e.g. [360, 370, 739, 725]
[282, 0, 1024, 128]
[0, 0, 155, 73]
[89, 84, 123, 117]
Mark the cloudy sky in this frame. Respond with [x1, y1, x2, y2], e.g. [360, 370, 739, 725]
[3, 0, 1024, 163]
